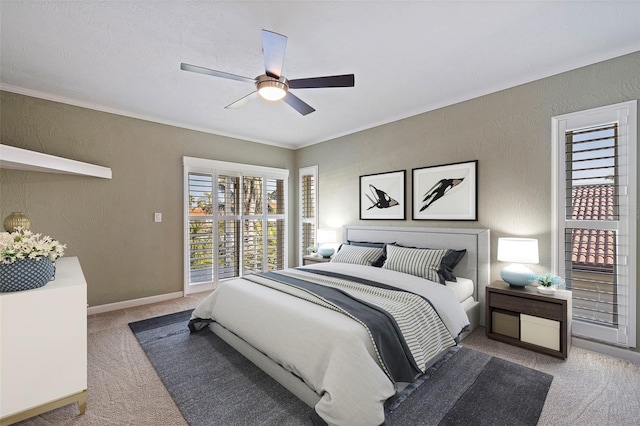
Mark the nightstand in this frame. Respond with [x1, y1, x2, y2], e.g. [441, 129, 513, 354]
[302, 255, 331, 266]
[486, 280, 572, 359]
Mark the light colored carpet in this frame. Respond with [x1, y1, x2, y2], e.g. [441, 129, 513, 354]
[12, 292, 640, 426]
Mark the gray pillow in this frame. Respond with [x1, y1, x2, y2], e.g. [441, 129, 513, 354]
[439, 249, 467, 282]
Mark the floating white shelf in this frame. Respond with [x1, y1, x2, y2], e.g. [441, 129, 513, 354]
[0, 144, 112, 179]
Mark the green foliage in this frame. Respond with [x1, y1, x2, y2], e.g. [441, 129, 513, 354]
[535, 273, 565, 287]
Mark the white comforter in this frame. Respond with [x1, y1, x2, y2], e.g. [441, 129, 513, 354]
[191, 262, 470, 426]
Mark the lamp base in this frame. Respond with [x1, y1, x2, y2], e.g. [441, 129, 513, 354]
[501, 264, 535, 287]
[317, 247, 335, 258]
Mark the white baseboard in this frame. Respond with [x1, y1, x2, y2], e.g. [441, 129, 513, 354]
[572, 337, 640, 364]
[87, 291, 184, 315]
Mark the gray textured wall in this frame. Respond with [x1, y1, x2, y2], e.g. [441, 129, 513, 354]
[296, 51, 640, 348]
[1, 52, 638, 348]
[0, 93, 296, 306]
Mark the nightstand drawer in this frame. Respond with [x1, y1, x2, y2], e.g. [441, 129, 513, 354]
[490, 292, 563, 321]
[521, 314, 560, 351]
[492, 309, 520, 339]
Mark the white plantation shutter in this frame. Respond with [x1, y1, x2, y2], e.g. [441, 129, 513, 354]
[267, 218, 285, 270]
[564, 125, 619, 327]
[218, 219, 240, 279]
[243, 219, 264, 274]
[187, 173, 214, 284]
[218, 174, 241, 280]
[267, 177, 286, 270]
[553, 101, 636, 348]
[183, 158, 288, 294]
[299, 166, 318, 265]
[243, 176, 264, 275]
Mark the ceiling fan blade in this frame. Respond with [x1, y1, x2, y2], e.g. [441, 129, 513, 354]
[283, 92, 315, 116]
[225, 91, 258, 109]
[289, 74, 355, 89]
[262, 30, 287, 78]
[181, 63, 255, 84]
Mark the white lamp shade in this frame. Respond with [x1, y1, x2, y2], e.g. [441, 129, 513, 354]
[317, 229, 338, 244]
[497, 238, 539, 264]
[317, 229, 338, 258]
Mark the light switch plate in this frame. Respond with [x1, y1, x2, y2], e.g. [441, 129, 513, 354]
[154, 212, 162, 223]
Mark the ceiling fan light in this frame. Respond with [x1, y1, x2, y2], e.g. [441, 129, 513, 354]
[255, 76, 288, 101]
[258, 81, 287, 101]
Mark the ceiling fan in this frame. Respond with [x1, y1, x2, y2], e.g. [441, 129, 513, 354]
[180, 29, 355, 116]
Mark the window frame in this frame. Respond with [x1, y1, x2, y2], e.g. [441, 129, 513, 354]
[551, 100, 637, 348]
[183, 157, 289, 295]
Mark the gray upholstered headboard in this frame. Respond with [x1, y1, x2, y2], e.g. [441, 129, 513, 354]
[343, 225, 490, 325]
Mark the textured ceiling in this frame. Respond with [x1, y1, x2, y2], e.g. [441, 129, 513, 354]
[1, 1, 639, 149]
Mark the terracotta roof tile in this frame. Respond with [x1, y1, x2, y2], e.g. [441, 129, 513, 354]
[570, 184, 615, 268]
[571, 184, 615, 221]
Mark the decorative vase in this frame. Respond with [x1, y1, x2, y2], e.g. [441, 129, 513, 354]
[0, 258, 54, 292]
[3, 212, 31, 232]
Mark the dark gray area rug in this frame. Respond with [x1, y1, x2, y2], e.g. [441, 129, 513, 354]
[129, 310, 552, 426]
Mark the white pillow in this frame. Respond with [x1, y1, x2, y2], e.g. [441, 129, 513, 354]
[382, 245, 447, 282]
[330, 244, 384, 266]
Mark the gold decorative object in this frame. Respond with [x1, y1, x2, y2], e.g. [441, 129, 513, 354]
[3, 211, 31, 232]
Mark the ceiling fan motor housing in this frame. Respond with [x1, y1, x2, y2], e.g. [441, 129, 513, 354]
[256, 75, 289, 100]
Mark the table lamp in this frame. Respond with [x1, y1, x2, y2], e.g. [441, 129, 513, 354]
[497, 237, 539, 286]
[317, 229, 338, 258]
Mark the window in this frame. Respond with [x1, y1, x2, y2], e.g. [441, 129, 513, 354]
[184, 157, 288, 294]
[552, 100, 636, 348]
[299, 165, 318, 265]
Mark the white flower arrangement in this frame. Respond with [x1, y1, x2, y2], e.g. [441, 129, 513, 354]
[0, 227, 66, 265]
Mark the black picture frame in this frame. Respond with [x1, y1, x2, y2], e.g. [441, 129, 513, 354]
[412, 160, 478, 221]
[359, 170, 406, 220]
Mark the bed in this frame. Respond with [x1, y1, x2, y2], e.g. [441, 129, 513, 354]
[190, 226, 490, 426]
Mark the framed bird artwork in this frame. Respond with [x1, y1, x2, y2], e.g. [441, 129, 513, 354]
[359, 170, 406, 220]
[412, 160, 478, 221]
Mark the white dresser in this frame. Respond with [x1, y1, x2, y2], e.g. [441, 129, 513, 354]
[0, 257, 87, 425]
